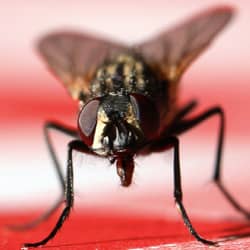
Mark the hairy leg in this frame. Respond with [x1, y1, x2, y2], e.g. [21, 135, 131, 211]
[7, 121, 79, 230]
[24, 140, 89, 247]
[154, 107, 250, 219]
[155, 136, 216, 245]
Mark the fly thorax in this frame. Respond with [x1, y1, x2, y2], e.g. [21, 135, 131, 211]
[90, 53, 158, 98]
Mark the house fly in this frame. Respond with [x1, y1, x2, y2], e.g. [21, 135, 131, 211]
[10, 5, 250, 248]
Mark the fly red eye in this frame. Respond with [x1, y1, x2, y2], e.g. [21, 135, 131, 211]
[78, 99, 100, 146]
[130, 93, 159, 140]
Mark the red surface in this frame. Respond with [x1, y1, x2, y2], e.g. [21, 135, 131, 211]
[1, 76, 250, 250]
[2, 209, 250, 250]
[1, 72, 250, 250]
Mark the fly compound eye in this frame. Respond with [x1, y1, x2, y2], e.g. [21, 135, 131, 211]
[130, 94, 159, 140]
[78, 99, 100, 146]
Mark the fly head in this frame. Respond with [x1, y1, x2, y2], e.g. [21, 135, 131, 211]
[78, 92, 160, 157]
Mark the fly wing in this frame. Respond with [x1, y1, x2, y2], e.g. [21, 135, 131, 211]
[135, 6, 234, 82]
[37, 32, 127, 100]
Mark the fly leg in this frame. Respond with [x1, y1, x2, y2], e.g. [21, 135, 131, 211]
[159, 100, 198, 139]
[7, 121, 79, 231]
[173, 100, 198, 123]
[170, 107, 250, 219]
[23, 140, 88, 248]
[154, 136, 217, 245]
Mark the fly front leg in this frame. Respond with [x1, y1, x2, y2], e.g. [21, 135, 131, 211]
[23, 140, 89, 248]
[7, 121, 79, 231]
[156, 136, 217, 245]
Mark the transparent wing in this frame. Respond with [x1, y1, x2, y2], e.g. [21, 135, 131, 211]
[37, 31, 127, 100]
[135, 6, 234, 82]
